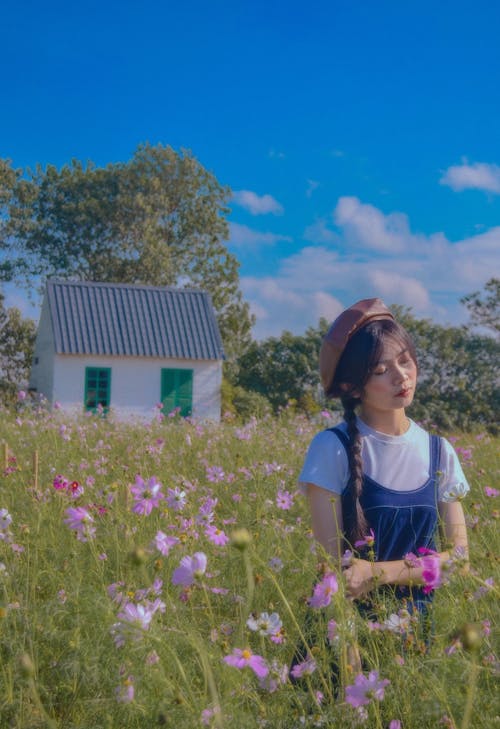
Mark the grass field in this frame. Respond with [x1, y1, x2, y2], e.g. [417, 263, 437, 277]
[0, 405, 498, 728]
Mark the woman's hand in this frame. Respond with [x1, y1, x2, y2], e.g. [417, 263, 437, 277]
[343, 558, 375, 599]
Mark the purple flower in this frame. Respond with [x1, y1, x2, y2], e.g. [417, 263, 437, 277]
[165, 487, 187, 511]
[327, 619, 338, 644]
[290, 656, 316, 679]
[345, 670, 390, 707]
[205, 524, 229, 546]
[223, 648, 268, 679]
[485, 486, 499, 497]
[0, 509, 12, 533]
[172, 552, 207, 587]
[64, 507, 96, 542]
[308, 572, 338, 608]
[117, 602, 157, 630]
[154, 530, 179, 556]
[206, 465, 226, 483]
[130, 475, 164, 516]
[116, 676, 135, 703]
[276, 489, 294, 510]
[257, 660, 288, 692]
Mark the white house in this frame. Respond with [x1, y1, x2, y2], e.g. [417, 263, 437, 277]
[29, 280, 225, 421]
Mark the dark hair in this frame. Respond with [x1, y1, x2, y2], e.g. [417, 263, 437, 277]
[328, 319, 417, 544]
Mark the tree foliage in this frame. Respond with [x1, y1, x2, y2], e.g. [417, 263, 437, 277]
[234, 302, 498, 430]
[391, 306, 499, 431]
[235, 321, 329, 412]
[460, 277, 499, 336]
[0, 144, 253, 363]
[0, 293, 36, 402]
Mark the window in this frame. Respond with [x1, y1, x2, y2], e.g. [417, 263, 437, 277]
[85, 367, 111, 412]
[161, 368, 193, 417]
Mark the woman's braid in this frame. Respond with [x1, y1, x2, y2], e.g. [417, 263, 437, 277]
[342, 397, 369, 543]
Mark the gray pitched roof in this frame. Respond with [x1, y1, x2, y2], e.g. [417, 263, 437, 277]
[46, 280, 224, 360]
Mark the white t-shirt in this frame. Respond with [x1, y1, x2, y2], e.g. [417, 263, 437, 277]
[299, 417, 470, 502]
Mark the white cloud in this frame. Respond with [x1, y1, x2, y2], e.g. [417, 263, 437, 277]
[242, 197, 499, 339]
[228, 222, 292, 248]
[367, 270, 431, 310]
[311, 292, 344, 322]
[232, 190, 284, 215]
[333, 196, 418, 253]
[303, 219, 339, 244]
[306, 179, 320, 198]
[440, 161, 500, 194]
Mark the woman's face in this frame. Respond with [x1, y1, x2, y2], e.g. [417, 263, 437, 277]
[358, 337, 417, 417]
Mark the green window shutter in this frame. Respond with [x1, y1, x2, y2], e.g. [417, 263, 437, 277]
[85, 367, 111, 412]
[161, 368, 193, 417]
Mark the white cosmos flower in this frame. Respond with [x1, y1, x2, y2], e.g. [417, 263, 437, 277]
[246, 611, 282, 637]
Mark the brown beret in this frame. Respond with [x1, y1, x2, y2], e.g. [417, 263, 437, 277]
[319, 298, 394, 394]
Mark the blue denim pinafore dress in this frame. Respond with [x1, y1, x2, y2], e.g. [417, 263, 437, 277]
[330, 427, 442, 613]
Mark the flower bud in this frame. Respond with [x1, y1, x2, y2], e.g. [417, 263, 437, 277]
[18, 653, 35, 678]
[230, 528, 252, 550]
[460, 622, 483, 652]
[128, 546, 147, 565]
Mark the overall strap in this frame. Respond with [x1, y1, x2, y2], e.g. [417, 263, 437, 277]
[328, 426, 350, 454]
[429, 434, 442, 484]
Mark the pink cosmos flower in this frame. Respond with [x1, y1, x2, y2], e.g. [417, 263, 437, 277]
[205, 524, 229, 546]
[257, 660, 288, 692]
[290, 656, 316, 679]
[172, 552, 207, 587]
[154, 530, 179, 556]
[68, 481, 84, 499]
[206, 465, 225, 483]
[64, 506, 96, 542]
[418, 547, 442, 594]
[223, 648, 269, 678]
[130, 475, 164, 516]
[308, 572, 338, 608]
[485, 486, 499, 497]
[201, 706, 221, 725]
[116, 676, 135, 703]
[53, 475, 68, 491]
[345, 670, 390, 707]
[327, 619, 338, 644]
[276, 489, 294, 510]
[354, 528, 376, 549]
[117, 602, 157, 630]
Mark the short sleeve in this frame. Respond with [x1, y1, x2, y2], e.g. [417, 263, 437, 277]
[437, 438, 471, 502]
[298, 429, 350, 495]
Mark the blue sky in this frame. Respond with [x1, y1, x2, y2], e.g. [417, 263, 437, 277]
[2, 0, 499, 338]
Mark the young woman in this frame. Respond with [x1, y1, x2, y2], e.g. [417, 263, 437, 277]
[300, 298, 469, 618]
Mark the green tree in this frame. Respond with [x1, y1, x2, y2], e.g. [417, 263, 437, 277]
[235, 321, 329, 413]
[0, 293, 36, 403]
[461, 278, 500, 336]
[392, 306, 499, 431]
[0, 144, 253, 364]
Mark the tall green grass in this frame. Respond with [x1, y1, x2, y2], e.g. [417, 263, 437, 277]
[0, 406, 498, 728]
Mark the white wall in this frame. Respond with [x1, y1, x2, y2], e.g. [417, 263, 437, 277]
[51, 354, 222, 421]
[29, 298, 55, 401]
